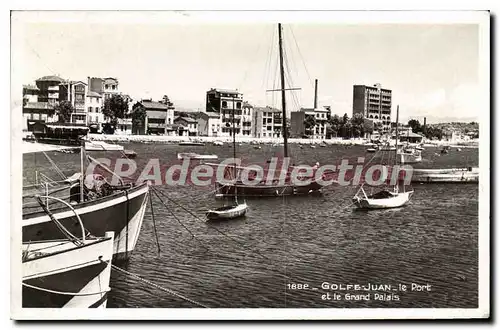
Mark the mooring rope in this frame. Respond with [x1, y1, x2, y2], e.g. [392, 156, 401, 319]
[110, 264, 209, 308]
[22, 282, 110, 296]
[148, 192, 161, 254]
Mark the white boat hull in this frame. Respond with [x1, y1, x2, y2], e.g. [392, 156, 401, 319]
[206, 203, 248, 220]
[85, 141, 124, 151]
[353, 191, 413, 209]
[177, 153, 218, 160]
[22, 232, 114, 308]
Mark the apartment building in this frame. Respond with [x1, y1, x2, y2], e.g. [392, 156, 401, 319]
[290, 107, 329, 139]
[252, 106, 283, 138]
[352, 83, 392, 132]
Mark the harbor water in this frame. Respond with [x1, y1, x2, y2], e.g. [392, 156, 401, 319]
[23, 143, 479, 308]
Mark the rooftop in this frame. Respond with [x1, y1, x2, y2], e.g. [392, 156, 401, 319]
[36, 75, 66, 83]
[175, 116, 197, 123]
[254, 106, 281, 113]
[140, 100, 170, 111]
[87, 91, 102, 98]
[200, 112, 220, 119]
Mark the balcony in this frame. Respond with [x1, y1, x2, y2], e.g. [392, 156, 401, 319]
[48, 85, 60, 91]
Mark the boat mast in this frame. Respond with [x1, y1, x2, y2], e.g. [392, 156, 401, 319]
[278, 23, 288, 158]
[232, 96, 238, 202]
[394, 105, 400, 192]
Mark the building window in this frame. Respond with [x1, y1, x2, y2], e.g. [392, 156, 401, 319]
[236, 102, 241, 109]
[89, 107, 93, 113]
[222, 101, 228, 108]
[105, 84, 109, 89]
[96, 107, 100, 112]
[112, 85, 116, 90]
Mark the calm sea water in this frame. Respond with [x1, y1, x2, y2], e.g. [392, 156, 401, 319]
[23, 142, 479, 308]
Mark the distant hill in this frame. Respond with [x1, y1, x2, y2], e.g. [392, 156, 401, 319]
[427, 121, 479, 135]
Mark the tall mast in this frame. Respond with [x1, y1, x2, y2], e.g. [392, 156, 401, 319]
[395, 105, 399, 165]
[278, 23, 288, 158]
[232, 96, 237, 201]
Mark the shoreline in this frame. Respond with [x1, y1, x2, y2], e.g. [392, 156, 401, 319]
[87, 133, 479, 148]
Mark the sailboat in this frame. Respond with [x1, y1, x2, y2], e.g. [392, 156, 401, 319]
[22, 140, 149, 261]
[206, 98, 248, 220]
[211, 23, 329, 198]
[352, 106, 414, 209]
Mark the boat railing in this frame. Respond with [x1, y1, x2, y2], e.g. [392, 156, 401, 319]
[34, 195, 87, 246]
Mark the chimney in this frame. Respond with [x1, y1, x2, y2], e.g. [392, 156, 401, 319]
[314, 79, 318, 109]
[423, 117, 427, 128]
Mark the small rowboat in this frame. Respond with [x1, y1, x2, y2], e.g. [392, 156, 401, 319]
[177, 153, 218, 160]
[123, 150, 137, 159]
[366, 148, 377, 153]
[206, 202, 248, 221]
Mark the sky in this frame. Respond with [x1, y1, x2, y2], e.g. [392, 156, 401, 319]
[12, 11, 484, 124]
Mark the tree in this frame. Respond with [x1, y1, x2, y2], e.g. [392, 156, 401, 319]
[53, 101, 74, 123]
[408, 119, 422, 133]
[328, 114, 341, 138]
[131, 102, 146, 134]
[351, 113, 365, 138]
[363, 118, 374, 135]
[304, 115, 317, 137]
[161, 95, 175, 109]
[102, 95, 129, 127]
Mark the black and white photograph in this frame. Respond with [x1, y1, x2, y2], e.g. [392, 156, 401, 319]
[9, 9, 490, 320]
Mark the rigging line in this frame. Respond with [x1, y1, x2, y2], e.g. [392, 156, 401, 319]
[263, 26, 276, 90]
[150, 188, 209, 252]
[41, 152, 67, 180]
[238, 26, 268, 91]
[25, 41, 59, 79]
[151, 186, 276, 263]
[109, 264, 209, 308]
[282, 45, 301, 113]
[289, 26, 315, 89]
[148, 192, 161, 254]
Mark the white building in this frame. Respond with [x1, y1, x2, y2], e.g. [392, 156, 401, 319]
[197, 112, 221, 137]
[174, 116, 198, 136]
[290, 107, 329, 139]
[252, 106, 283, 138]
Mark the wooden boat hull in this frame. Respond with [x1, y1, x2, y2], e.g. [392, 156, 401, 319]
[215, 180, 325, 197]
[22, 183, 149, 261]
[206, 203, 248, 220]
[22, 233, 114, 308]
[411, 167, 479, 183]
[353, 191, 413, 209]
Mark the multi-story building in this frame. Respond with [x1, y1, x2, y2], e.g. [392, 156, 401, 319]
[197, 112, 221, 137]
[352, 83, 392, 132]
[205, 88, 246, 137]
[68, 81, 88, 124]
[35, 75, 68, 104]
[241, 102, 253, 137]
[290, 107, 329, 139]
[88, 77, 120, 101]
[131, 99, 174, 135]
[252, 106, 283, 138]
[86, 91, 104, 126]
[23, 85, 39, 104]
[174, 116, 198, 136]
[22, 102, 56, 130]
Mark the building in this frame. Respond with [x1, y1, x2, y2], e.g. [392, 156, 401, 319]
[206, 88, 243, 113]
[352, 83, 392, 132]
[68, 81, 88, 125]
[197, 112, 221, 137]
[290, 107, 329, 139]
[23, 85, 39, 104]
[174, 116, 198, 136]
[252, 106, 283, 138]
[35, 75, 68, 104]
[241, 102, 253, 136]
[88, 77, 120, 101]
[131, 100, 174, 135]
[22, 102, 56, 130]
[86, 91, 104, 127]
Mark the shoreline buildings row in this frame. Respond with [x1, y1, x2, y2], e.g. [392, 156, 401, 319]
[22, 75, 395, 139]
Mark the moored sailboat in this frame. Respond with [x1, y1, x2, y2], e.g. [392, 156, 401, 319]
[212, 23, 330, 198]
[352, 106, 414, 210]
